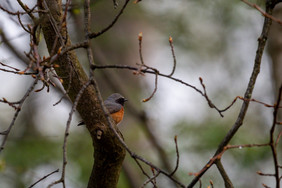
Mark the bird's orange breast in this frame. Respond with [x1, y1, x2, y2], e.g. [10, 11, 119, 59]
[110, 107, 124, 124]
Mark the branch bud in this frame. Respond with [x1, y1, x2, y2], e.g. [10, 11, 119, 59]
[169, 36, 173, 43]
[138, 32, 143, 41]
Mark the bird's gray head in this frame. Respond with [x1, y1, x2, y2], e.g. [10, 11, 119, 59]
[106, 93, 128, 106]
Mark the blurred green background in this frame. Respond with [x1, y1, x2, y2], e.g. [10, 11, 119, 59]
[0, 0, 281, 187]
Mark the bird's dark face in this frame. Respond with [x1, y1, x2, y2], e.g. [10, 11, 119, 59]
[116, 97, 128, 106]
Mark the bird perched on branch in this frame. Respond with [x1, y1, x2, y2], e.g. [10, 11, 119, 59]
[78, 93, 128, 126]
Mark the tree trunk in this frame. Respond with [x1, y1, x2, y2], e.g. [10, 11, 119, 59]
[37, 0, 126, 187]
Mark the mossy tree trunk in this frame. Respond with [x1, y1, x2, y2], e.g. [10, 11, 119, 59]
[38, 0, 126, 187]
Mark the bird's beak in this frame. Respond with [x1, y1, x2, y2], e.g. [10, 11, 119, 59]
[124, 98, 128, 102]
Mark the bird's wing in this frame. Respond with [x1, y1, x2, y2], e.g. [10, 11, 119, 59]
[104, 101, 122, 114]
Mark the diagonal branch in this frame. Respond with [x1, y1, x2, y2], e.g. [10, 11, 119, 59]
[188, 1, 275, 187]
[88, 0, 130, 38]
[0, 76, 39, 153]
[29, 169, 59, 188]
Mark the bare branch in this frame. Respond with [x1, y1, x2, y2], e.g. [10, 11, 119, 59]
[140, 171, 160, 188]
[17, 0, 38, 20]
[28, 169, 59, 188]
[48, 79, 92, 188]
[0, 76, 39, 153]
[241, 0, 282, 25]
[135, 159, 158, 187]
[215, 160, 234, 188]
[199, 77, 224, 117]
[262, 183, 271, 188]
[237, 96, 281, 108]
[275, 131, 282, 147]
[269, 85, 282, 188]
[142, 68, 158, 102]
[188, 2, 274, 186]
[168, 36, 177, 77]
[138, 32, 145, 65]
[88, 0, 130, 38]
[170, 135, 180, 176]
[257, 171, 276, 177]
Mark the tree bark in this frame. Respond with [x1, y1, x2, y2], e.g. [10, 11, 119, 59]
[37, 0, 126, 187]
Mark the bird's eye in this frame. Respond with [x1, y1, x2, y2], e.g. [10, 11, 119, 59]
[116, 97, 127, 105]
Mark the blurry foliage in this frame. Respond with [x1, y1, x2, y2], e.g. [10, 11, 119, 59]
[174, 119, 229, 151]
[142, 0, 246, 58]
[0, 0, 280, 187]
[4, 137, 59, 170]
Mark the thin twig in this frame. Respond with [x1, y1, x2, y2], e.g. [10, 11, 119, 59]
[0, 4, 27, 15]
[199, 77, 224, 117]
[0, 76, 39, 153]
[88, 0, 130, 38]
[269, 85, 282, 188]
[0, 68, 35, 75]
[136, 32, 159, 102]
[134, 158, 158, 187]
[241, 0, 282, 25]
[47, 80, 92, 188]
[49, 41, 89, 64]
[262, 183, 271, 188]
[0, 62, 20, 71]
[275, 131, 282, 147]
[17, 13, 31, 33]
[138, 32, 145, 65]
[168, 36, 177, 77]
[16, 0, 39, 20]
[215, 160, 234, 188]
[237, 96, 281, 108]
[170, 135, 180, 176]
[140, 171, 160, 188]
[91, 64, 203, 93]
[257, 171, 276, 177]
[142, 69, 158, 102]
[28, 169, 59, 188]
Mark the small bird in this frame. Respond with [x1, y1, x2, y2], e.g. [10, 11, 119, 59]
[78, 93, 127, 126]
